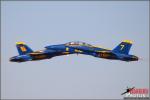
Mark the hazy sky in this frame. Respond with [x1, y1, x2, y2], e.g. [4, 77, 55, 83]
[1, 1, 149, 99]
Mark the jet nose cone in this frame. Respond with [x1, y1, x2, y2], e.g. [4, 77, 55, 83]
[9, 56, 25, 62]
[135, 57, 139, 61]
[9, 57, 16, 62]
[133, 56, 138, 61]
[10, 58, 14, 62]
[9, 57, 21, 62]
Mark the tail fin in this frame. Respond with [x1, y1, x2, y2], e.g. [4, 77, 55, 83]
[16, 42, 33, 55]
[112, 40, 132, 54]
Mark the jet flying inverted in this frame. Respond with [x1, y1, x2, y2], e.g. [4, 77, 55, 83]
[10, 40, 138, 62]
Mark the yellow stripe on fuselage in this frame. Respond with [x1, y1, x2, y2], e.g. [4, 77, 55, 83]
[62, 52, 70, 54]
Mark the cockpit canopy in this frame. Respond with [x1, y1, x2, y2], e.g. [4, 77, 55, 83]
[65, 41, 93, 47]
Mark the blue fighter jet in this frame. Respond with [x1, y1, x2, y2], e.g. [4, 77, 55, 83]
[10, 40, 138, 62]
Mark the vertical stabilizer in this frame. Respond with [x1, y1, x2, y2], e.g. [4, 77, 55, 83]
[16, 42, 33, 55]
[112, 40, 132, 54]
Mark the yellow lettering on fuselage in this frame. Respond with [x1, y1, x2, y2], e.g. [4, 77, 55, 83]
[62, 52, 70, 54]
[34, 55, 47, 59]
[99, 53, 110, 58]
[74, 49, 83, 53]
